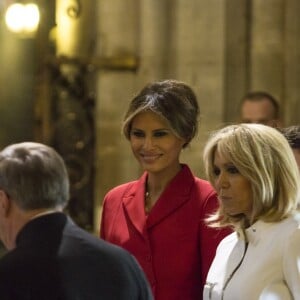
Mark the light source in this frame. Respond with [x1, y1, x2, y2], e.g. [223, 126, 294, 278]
[5, 3, 40, 37]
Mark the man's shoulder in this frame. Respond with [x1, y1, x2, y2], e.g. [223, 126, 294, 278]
[0, 250, 15, 271]
[0, 246, 35, 284]
[0, 220, 153, 299]
[64, 219, 131, 256]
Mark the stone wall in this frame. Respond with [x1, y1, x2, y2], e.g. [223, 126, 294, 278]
[93, 0, 300, 232]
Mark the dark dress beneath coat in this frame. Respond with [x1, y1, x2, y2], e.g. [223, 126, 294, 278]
[0, 212, 153, 300]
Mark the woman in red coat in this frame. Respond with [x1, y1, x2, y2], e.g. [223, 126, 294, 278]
[100, 79, 230, 300]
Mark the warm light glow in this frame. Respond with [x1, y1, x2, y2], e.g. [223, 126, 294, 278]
[5, 3, 40, 36]
[5, 3, 24, 33]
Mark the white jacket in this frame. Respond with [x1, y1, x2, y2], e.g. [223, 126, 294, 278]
[203, 214, 300, 300]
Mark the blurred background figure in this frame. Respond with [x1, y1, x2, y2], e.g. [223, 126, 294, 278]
[279, 125, 300, 170]
[239, 91, 281, 127]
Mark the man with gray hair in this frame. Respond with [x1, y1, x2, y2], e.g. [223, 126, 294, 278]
[0, 142, 153, 300]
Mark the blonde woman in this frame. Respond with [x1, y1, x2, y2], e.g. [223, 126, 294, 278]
[203, 124, 300, 300]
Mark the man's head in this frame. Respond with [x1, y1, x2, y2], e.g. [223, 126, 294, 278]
[0, 142, 69, 249]
[239, 91, 281, 127]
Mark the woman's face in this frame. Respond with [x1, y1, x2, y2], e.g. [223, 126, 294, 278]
[212, 147, 253, 220]
[129, 111, 186, 175]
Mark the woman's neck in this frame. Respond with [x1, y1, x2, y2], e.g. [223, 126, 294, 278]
[145, 164, 182, 211]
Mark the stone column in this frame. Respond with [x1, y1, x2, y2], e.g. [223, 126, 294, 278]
[284, 0, 300, 124]
[94, 0, 140, 233]
[250, 0, 285, 103]
[138, 0, 171, 80]
[171, 0, 226, 176]
[224, 0, 249, 122]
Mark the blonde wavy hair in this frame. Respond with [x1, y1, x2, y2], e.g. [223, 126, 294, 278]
[203, 124, 300, 230]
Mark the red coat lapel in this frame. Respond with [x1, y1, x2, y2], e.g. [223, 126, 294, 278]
[146, 165, 194, 228]
[122, 173, 148, 236]
[122, 165, 195, 233]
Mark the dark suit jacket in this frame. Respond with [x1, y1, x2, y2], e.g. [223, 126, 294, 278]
[0, 212, 153, 300]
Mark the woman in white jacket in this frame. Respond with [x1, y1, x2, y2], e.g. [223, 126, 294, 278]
[202, 123, 300, 300]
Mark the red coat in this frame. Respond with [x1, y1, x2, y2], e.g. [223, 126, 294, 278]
[100, 165, 230, 300]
